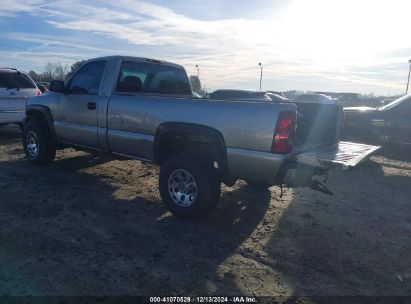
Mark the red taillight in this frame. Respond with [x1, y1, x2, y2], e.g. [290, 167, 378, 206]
[35, 89, 42, 96]
[271, 111, 296, 154]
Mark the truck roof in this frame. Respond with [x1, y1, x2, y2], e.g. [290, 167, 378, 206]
[88, 55, 185, 70]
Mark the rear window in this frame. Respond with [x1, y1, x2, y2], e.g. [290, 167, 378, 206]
[0, 71, 36, 89]
[116, 61, 191, 96]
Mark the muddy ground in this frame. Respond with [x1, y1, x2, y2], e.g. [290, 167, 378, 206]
[0, 124, 410, 298]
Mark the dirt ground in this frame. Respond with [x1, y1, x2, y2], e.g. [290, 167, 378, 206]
[0, 124, 410, 297]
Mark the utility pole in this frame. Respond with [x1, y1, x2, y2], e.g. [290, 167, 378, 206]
[406, 60, 411, 94]
[196, 64, 199, 78]
[258, 62, 263, 91]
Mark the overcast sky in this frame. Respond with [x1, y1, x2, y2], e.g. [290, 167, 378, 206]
[1, 0, 411, 95]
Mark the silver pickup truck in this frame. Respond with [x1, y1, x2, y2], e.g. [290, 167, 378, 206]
[23, 56, 379, 219]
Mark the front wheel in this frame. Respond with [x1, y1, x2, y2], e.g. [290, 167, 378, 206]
[159, 155, 220, 220]
[23, 120, 56, 164]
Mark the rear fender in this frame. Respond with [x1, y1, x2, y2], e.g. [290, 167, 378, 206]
[153, 122, 232, 185]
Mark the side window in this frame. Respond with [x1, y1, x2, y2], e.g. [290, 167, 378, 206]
[68, 61, 106, 95]
[116, 61, 191, 95]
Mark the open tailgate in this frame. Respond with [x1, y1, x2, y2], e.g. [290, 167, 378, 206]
[295, 141, 380, 170]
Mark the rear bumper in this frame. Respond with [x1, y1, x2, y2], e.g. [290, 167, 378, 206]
[226, 141, 380, 186]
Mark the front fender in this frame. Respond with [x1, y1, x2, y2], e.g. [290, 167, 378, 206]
[25, 105, 57, 140]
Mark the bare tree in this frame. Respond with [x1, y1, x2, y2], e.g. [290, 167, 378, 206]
[43, 62, 69, 81]
[43, 63, 54, 81]
[28, 71, 40, 82]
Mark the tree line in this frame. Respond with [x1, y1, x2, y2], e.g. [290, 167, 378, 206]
[28, 61, 87, 83]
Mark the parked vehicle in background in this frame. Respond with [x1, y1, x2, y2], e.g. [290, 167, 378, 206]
[23, 55, 379, 220]
[266, 91, 287, 98]
[36, 84, 47, 93]
[207, 90, 290, 103]
[191, 91, 202, 99]
[208, 89, 271, 101]
[266, 92, 290, 103]
[207, 90, 291, 103]
[36, 82, 50, 93]
[36, 81, 49, 89]
[293, 93, 337, 103]
[0, 68, 41, 128]
[344, 94, 411, 144]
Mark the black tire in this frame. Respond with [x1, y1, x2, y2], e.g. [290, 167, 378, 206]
[159, 155, 221, 220]
[23, 119, 56, 164]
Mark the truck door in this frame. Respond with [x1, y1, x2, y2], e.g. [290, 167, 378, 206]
[53, 60, 106, 148]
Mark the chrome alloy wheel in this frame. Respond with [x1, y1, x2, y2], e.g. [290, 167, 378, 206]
[168, 169, 198, 207]
[26, 130, 40, 157]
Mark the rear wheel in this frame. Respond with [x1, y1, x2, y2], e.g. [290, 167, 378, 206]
[159, 155, 220, 220]
[23, 120, 56, 164]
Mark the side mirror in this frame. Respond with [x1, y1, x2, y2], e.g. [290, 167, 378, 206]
[49, 80, 65, 93]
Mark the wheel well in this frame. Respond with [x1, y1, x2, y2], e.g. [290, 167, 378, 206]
[27, 110, 46, 124]
[25, 109, 56, 140]
[154, 123, 231, 184]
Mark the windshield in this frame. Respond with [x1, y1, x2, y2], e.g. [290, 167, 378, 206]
[0, 71, 36, 89]
[378, 94, 410, 111]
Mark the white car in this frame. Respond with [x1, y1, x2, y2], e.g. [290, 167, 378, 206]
[0, 68, 41, 128]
